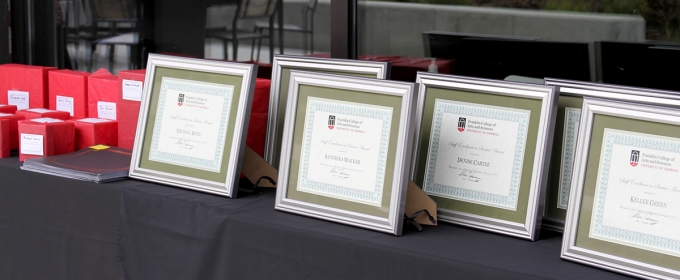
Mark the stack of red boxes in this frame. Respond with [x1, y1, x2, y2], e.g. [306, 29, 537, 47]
[49, 70, 90, 118]
[0, 64, 55, 110]
[117, 69, 146, 150]
[0, 61, 277, 162]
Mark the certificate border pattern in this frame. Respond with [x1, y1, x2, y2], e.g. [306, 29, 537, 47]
[424, 101, 529, 209]
[149, 78, 234, 172]
[298, 98, 392, 205]
[558, 107, 581, 209]
[592, 130, 680, 255]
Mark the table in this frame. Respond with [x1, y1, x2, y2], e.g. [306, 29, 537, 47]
[0, 156, 634, 279]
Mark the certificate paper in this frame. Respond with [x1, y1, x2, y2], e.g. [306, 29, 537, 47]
[558, 107, 581, 209]
[590, 129, 680, 257]
[423, 100, 530, 210]
[148, 77, 234, 173]
[297, 97, 392, 206]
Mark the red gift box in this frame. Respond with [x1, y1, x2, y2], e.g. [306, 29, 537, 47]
[69, 118, 118, 150]
[49, 69, 90, 118]
[88, 68, 119, 120]
[0, 104, 17, 114]
[0, 119, 9, 158]
[18, 118, 75, 162]
[0, 113, 25, 150]
[0, 64, 56, 110]
[15, 108, 71, 121]
[117, 69, 146, 149]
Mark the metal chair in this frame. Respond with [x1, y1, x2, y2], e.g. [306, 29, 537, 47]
[206, 0, 278, 62]
[253, 0, 317, 61]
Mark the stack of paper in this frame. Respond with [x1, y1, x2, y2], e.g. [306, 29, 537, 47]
[21, 146, 131, 183]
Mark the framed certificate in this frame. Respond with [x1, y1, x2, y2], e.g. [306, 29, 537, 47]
[265, 55, 390, 169]
[562, 97, 680, 279]
[412, 73, 557, 241]
[275, 71, 416, 236]
[129, 54, 256, 198]
[543, 78, 680, 231]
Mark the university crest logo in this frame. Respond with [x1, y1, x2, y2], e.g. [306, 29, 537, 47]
[328, 115, 335, 130]
[630, 150, 639, 167]
[458, 117, 466, 132]
[178, 94, 184, 106]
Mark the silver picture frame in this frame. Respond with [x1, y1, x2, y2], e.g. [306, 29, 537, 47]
[545, 78, 680, 106]
[275, 70, 416, 236]
[129, 54, 256, 198]
[562, 97, 680, 279]
[412, 72, 558, 241]
[542, 78, 680, 232]
[265, 55, 390, 169]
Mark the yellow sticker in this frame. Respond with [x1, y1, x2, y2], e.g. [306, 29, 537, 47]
[90, 144, 110, 151]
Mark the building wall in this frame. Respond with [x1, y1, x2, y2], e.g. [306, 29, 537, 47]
[208, 0, 645, 57]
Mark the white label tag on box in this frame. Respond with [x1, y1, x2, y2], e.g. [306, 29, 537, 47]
[122, 79, 143, 101]
[78, 118, 110, 124]
[20, 133, 44, 156]
[56, 95, 75, 116]
[97, 101, 117, 120]
[8, 90, 29, 110]
[31, 118, 63, 123]
[27, 108, 54, 113]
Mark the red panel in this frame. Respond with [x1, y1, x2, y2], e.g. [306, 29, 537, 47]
[88, 68, 119, 119]
[18, 119, 75, 161]
[70, 119, 118, 150]
[247, 78, 271, 157]
[117, 69, 146, 150]
[0, 119, 9, 158]
[0, 104, 17, 114]
[49, 70, 90, 118]
[0, 64, 56, 108]
[0, 113, 25, 150]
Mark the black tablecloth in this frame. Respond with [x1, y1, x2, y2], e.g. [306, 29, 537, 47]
[0, 157, 633, 279]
